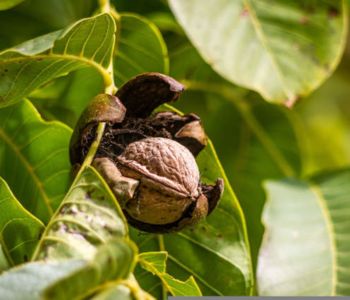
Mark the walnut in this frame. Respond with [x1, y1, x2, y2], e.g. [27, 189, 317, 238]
[70, 73, 223, 233]
[117, 137, 200, 224]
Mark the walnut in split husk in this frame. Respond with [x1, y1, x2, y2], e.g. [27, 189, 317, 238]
[70, 73, 223, 233]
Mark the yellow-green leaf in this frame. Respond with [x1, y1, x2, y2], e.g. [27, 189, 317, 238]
[33, 166, 128, 261]
[258, 170, 350, 295]
[169, 0, 348, 105]
[0, 13, 115, 107]
[139, 252, 201, 296]
[0, 239, 136, 300]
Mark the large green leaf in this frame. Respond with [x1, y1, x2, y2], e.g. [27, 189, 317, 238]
[133, 140, 253, 297]
[258, 170, 350, 295]
[169, 0, 348, 105]
[0, 13, 115, 107]
[139, 252, 201, 296]
[114, 13, 169, 86]
[44, 239, 137, 299]
[0, 260, 85, 300]
[26, 166, 148, 299]
[0, 99, 71, 223]
[0, 239, 136, 300]
[170, 41, 302, 268]
[0, 176, 44, 266]
[33, 166, 128, 261]
[187, 95, 302, 269]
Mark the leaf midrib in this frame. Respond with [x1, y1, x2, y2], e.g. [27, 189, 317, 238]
[243, 0, 292, 100]
[0, 54, 110, 104]
[309, 183, 337, 295]
[1, 53, 109, 78]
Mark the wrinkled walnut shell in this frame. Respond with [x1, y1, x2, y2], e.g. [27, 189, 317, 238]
[117, 137, 200, 225]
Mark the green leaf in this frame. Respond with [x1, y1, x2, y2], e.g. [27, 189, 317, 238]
[33, 166, 128, 261]
[0, 239, 136, 300]
[199, 97, 302, 269]
[44, 239, 137, 300]
[0, 260, 85, 300]
[20, 166, 147, 299]
[0, 99, 71, 223]
[0, 177, 44, 266]
[0, 0, 24, 10]
[139, 252, 202, 296]
[30, 68, 104, 127]
[91, 280, 154, 300]
[169, 41, 302, 268]
[169, 0, 348, 105]
[133, 139, 253, 297]
[216, 99, 301, 267]
[114, 13, 169, 86]
[0, 13, 115, 107]
[258, 170, 350, 295]
[147, 12, 184, 35]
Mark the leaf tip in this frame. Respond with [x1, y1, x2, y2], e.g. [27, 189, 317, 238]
[284, 96, 298, 109]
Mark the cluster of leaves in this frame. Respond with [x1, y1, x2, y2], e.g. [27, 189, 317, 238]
[0, 0, 349, 297]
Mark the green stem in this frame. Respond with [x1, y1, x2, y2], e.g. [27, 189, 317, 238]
[99, 0, 111, 13]
[98, 0, 117, 94]
[80, 122, 106, 170]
